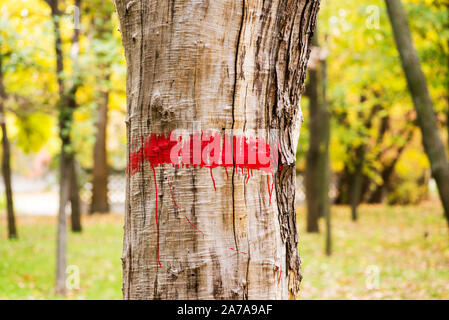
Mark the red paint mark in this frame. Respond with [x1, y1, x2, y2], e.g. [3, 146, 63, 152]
[230, 248, 247, 255]
[184, 215, 205, 235]
[167, 172, 205, 236]
[210, 167, 216, 191]
[127, 131, 281, 266]
[267, 174, 274, 206]
[127, 131, 278, 176]
[167, 175, 180, 209]
[278, 265, 282, 284]
[152, 165, 162, 267]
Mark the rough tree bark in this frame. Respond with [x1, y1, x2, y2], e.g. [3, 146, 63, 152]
[386, 0, 449, 226]
[0, 53, 17, 240]
[115, 0, 320, 299]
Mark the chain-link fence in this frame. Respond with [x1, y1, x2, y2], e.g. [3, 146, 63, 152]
[78, 170, 339, 213]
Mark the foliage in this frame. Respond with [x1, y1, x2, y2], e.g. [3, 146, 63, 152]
[387, 147, 430, 205]
[298, 0, 448, 204]
[0, 0, 126, 172]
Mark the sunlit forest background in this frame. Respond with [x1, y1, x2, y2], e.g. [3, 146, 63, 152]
[0, 0, 448, 299]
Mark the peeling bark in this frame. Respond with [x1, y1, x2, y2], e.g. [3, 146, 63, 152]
[115, 0, 319, 299]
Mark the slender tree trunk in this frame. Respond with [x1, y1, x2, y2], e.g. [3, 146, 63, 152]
[348, 102, 381, 221]
[70, 158, 82, 232]
[66, 89, 81, 232]
[90, 74, 110, 214]
[305, 32, 330, 234]
[46, 0, 81, 294]
[368, 129, 413, 203]
[69, 0, 82, 231]
[115, 0, 320, 299]
[335, 167, 349, 204]
[46, 0, 68, 295]
[0, 56, 17, 240]
[305, 36, 321, 233]
[349, 146, 364, 221]
[386, 0, 449, 226]
[56, 148, 69, 295]
[90, 3, 114, 214]
[320, 51, 331, 256]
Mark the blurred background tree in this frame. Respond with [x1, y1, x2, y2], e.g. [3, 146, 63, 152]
[300, 0, 449, 238]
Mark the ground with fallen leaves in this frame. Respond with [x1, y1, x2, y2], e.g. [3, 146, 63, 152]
[0, 202, 448, 299]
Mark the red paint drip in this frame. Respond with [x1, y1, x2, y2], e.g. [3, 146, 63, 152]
[127, 131, 281, 266]
[278, 265, 282, 284]
[185, 215, 205, 235]
[152, 165, 162, 267]
[210, 167, 216, 191]
[267, 175, 274, 206]
[230, 248, 247, 255]
[167, 176, 180, 209]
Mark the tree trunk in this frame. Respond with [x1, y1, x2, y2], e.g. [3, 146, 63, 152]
[305, 35, 320, 233]
[0, 55, 17, 240]
[386, 0, 449, 226]
[349, 146, 364, 222]
[320, 50, 331, 256]
[69, 0, 82, 231]
[115, 0, 320, 299]
[46, 0, 68, 295]
[90, 2, 114, 214]
[368, 128, 413, 203]
[46, 0, 82, 294]
[305, 32, 330, 234]
[348, 102, 381, 221]
[56, 148, 70, 295]
[90, 74, 110, 214]
[70, 157, 82, 232]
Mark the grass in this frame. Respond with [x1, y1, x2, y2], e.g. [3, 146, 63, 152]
[0, 202, 448, 299]
[298, 202, 449, 299]
[0, 215, 123, 300]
